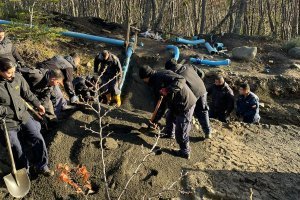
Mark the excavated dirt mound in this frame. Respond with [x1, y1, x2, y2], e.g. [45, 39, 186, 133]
[1, 109, 299, 200]
[0, 14, 300, 199]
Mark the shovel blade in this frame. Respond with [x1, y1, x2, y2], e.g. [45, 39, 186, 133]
[3, 168, 31, 198]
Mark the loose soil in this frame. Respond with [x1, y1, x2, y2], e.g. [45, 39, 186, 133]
[0, 14, 299, 200]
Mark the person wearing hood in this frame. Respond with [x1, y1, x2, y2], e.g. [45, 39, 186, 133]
[94, 50, 123, 107]
[0, 26, 26, 69]
[165, 59, 212, 139]
[0, 58, 53, 176]
[139, 65, 197, 159]
[37, 53, 80, 113]
[207, 75, 235, 122]
[19, 67, 65, 121]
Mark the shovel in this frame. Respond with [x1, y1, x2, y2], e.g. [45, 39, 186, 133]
[150, 96, 164, 123]
[1, 118, 31, 198]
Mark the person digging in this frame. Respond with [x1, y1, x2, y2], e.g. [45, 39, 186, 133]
[0, 58, 54, 177]
[139, 65, 197, 159]
[94, 50, 123, 107]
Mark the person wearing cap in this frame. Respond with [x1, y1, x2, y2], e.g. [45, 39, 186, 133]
[0, 58, 53, 176]
[165, 59, 212, 139]
[37, 53, 80, 115]
[0, 26, 26, 69]
[94, 50, 123, 107]
[19, 67, 65, 122]
[139, 65, 197, 159]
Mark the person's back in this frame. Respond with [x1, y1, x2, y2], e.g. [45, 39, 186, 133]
[148, 70, 197, 114]
[165, 59, 212, 138]
[165, 60, 206, 99]
[37, 54, 81, 103]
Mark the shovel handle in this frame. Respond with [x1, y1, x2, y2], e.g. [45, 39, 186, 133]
[1, 119, 17, 175]
[24, 102, 43, 121]
[150, 96, 164, 123]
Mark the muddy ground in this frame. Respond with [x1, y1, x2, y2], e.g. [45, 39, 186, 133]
[0, 14, 300, 200]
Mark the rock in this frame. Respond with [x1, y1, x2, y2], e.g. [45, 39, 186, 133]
[232, 46, 257, 61]
[288, 47, 300, 59]
[290, 63, 300, 70]
[103, 138, 118, 150]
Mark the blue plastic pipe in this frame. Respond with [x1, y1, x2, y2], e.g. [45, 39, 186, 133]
[0, 19, 125, 46]
[214, 43, 224, 51]
[120, 45, 134, 89]
[166, 45, 180, 61]
[205, 42, 218, 55]
[0, 20, 12, 25]
[61, 31, 124, 46]
[0, 19, 134, 93]
[190, 57, 231, 67]
[174, 37, 205, 45]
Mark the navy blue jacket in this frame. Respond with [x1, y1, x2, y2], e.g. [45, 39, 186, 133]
[236, 92, 260, 123]
[148, 70, 197, 123]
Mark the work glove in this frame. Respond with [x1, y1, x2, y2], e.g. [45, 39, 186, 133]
[71, 95, 80, 104]
[159, 88, 169, 96]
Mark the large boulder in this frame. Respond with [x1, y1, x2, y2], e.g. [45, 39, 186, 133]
[232, 46, 257, 61]
[288, 47, 300, 59]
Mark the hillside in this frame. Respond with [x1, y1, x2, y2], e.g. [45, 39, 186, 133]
[0, 15, 299, 200]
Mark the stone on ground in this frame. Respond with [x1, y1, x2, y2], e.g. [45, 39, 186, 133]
[232, 46, 257, 61]
[103, 137, 118, 150]
[288, 47, 300, 59]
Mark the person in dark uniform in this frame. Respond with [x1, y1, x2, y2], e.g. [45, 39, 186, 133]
[207, 75, 235, 122]
[19, 67, 65, 121]
[139, 65, 197, 159]
[73, 75, 98, 101]
[165, 59, 212, 138]
[0, 26, 26, 69]
[0, 58, 53, 176]
[37, 53, 80, 114]
[236, 83, 260, 123]
[94, 50, 122, 107]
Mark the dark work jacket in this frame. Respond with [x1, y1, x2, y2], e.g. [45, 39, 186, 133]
[207, 82, 235, 115]
[37, 55, 76, 98]
[169, 64, 206, 99]
[0, 73, 41, 130]
[19, 68, 53, 104]
[94, 53, 122, 83]
[73, 76, 96, 100]
[148, 70, 197, 123]
[0, 37, 25, 66]
[236, 92, 260, 123]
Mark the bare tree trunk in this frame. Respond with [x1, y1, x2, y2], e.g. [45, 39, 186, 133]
[141, 0, 151, 31]
[266, 0, 276, 36]
[153, 0, 169, 31]
[233, 0, 247, 34]
[200, 0, 206, 34]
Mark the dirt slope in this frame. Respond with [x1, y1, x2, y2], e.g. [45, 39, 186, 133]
[0, 14, 299, 200]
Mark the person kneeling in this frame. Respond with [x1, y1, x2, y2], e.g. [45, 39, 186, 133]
[0, 58, 53, 176]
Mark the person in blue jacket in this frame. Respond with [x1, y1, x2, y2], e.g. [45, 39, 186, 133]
[236, 83, 260, 123]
